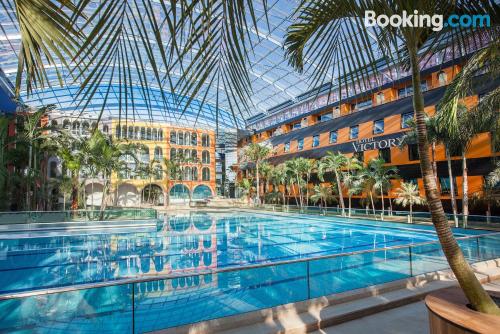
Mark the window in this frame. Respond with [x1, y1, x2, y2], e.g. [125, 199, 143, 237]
[398, 82, 427, 98]
[140, 147, 149, 163]
[185, 132, 191, 146]
[439, 177, 457, 195]
[349, 125, 359, 139]
[127, 126, 134, 139]
[379, 148, 391, 163]
[329, 130, 338, 144]
[158, 129, 163, 141]
[135, 126, 140, 139]
[297, 138, 304, 151]
[184, 149, 191, 159]
[401, 112, 414, 129]
[192, 167, 198, 180]
[202, 134, 210, 147]
[202, 150, 210, 164]
[438, 71, 447, 86]
[352, 99, 372, 111]
[140, 127, 146, 140]
[103, 125, 109, 133]
[49, 161, 58, 178]
[373, 119, 385, 134]
[191, 133, 197, 146]
[122, 126, 127, 139]
[376, 92, 385, 105]
[202, 167, 210, 181]
[152, 128, 157, 141]
[408, 144, 419, 161]
[292, 122, 301, 130]
[191, 149, 197, 161]
[178, 132, 184, 145]
[170, 131, 177, 144]
[154, 147, 163, 160]
[154, 165, 162, 180]
[284, 142, 290, 152]
[312, 135, 320, 147]
[353, 151, 364, 162]
[170, 148, 176, 160]
[317, 113, 333, 122]
[115, 125, 121, 138]
[404, 178, 418, 186]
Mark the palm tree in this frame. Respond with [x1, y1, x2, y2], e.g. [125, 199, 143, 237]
[394, 182, 426, 223]
[310, 184, 335, 209]
[284, 0, 498, 314]
[368, 158, 398, 220]
[343, 172, 363, 217]
[244, 143, 271, 205]
[318, 152, 347, 215]
[400, 116, 460, 226]
[162, 158, 180, 207]
[58, 176, 73, 211]
[237, 177, 254, 205]
[271, 163, 288, 205]
[259, 161, 273, 204]
[285, 157, 311, 208]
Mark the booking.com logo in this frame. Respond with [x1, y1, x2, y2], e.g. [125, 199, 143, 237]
[365, 10, 491, 32]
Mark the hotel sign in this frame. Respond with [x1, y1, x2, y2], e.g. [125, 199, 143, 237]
[352, 135, 404, 152]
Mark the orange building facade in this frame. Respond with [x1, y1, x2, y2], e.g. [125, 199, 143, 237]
[237, 61, 498, 213]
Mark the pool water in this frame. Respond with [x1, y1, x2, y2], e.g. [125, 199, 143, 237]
[0, 211, 474, 294]
[0, 211, 497, 333]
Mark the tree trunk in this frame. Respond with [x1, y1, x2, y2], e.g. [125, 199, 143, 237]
[369, 191, 376, 217]
[432, 141, 438, 183]
[410, 203, 413, 224]
[348, 194, 352, 217]
[26, 144, 32, 210]
[335, 170, 345, 215]
[446, 148, 459, 227]
[380, 185, 385, 220]
[256, 163, 260, 205]
[462, 154, 469, 228]
[409, 46, 499, 314]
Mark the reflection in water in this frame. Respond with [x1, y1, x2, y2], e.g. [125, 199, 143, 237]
[0, 212, 440, 294]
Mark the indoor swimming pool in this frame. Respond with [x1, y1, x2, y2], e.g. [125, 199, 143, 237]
[0, 211, 499, 333]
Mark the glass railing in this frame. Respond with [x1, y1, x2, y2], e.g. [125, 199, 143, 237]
[1, 232, 499, 333]
[0, 208, 158, 225]
[253, 204, 500, 230]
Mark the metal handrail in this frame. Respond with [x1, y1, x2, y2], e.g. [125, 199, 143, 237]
[1, 230, 498, 301]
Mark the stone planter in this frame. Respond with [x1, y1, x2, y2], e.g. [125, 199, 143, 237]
[425, 287, 500, 334]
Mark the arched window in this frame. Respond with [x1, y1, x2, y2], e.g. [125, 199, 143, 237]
[185, 132, 191, 146]
[115, 125, 121, 138]
[178, 132, 184, 145]
[82, 121, 90, 135]
[122, 126, 127, 139]
[202, 150, 210, 164]
[183, 166, 192, 180]
[154, 146, 163, 160]
[170, 131, 177, 144]
[202, 167, 210, 181]
[146, 128, 152, 140]
[140, 127, 146, 140]
[51, 120, 58, 127]
[119, 154, 136, 179]
[128, 126, 134, 139]
[72, 121, 80, 134]
[49, 160, 58, 178]
[201, 134, 210, 147]
[63, 119, 70, 130]
[191, 133, 198, 146]
[193, 185, 212, 199]
[91, 121, 97, 129]
[135, 126, 140, 139]
[170, 148, 176, 160]
[438, 71, 447, 86]
[103, 125, 109, 133]
[191, 149, 197, 161]
[158, 129, 163, 141]
[152, 128, 157, 141]
[154, 165, 163, 180]
[184, 149, 191, 160]
[192, 167, 198, 180]
[141, 147, 149, 163]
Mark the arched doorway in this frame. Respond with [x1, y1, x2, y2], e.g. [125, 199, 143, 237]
[117, 183, 140, 206]
[85, 182, 104, 207]
[142, 184, 164, 206]
[192, 185, 212, 200]
[170, 184, 190, 203]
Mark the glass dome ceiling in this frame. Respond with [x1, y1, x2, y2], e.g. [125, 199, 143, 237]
[0, 0, 386, 129]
